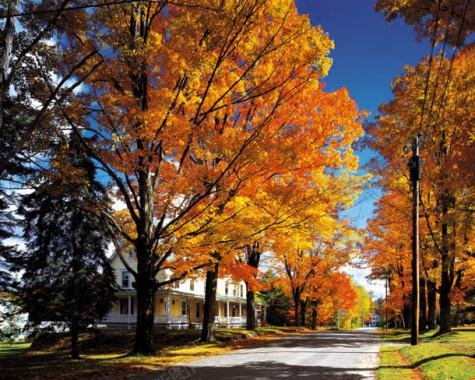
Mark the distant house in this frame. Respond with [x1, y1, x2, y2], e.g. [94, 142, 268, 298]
[0, 294, 28, 341]
[99, 253, 266, 329]
[369, 313, 381, 327]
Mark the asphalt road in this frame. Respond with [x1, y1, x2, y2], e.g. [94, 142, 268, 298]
[154, 328, 381, 380]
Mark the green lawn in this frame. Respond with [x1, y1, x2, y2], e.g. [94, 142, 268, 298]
[378, 327, 475, 380]
[0, 342, 31, 356]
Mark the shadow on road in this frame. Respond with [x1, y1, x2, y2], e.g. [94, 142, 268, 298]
[178, 360, 376, 379]
[134, 330, 381, 379]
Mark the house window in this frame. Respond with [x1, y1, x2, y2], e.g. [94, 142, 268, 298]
[233, 284, 237, 297]
[223, 304, 227, 317]
[232, 305, 236, 317]
[119, 298, 134, 314]
[190, 280, 194, 291]
[121, 271, 131, 289]
[225, 281, 229, 295]
[173, 280, 180, 289]
[196, 302, 200, 319]
[240, 285, 244, 298]
[181, 300, 187, 316]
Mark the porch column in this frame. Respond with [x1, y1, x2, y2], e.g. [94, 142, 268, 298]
[127, 296, 131, 328]
[226, 301, 230, 327]
[239, 303, 243, 326]
[166, 294, 171, 326]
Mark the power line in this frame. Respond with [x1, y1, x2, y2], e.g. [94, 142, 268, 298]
[432, 0, 471, 127]
[417, 0, 443, 135]
[0, 0, 219, 19]
[422, 0, 455, 140]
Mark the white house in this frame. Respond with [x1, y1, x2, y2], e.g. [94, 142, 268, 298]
[100, 253, 266, 329]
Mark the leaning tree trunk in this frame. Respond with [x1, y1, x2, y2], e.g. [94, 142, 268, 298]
[427, 280, 437, 330]
[201, 262, 219, 343]
[300, 299, 308, 327]
[246, 286, 256, 331]
[419, 276, 427, 332]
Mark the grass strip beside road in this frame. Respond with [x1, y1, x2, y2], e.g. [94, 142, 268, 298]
[378, 327, 475, 380]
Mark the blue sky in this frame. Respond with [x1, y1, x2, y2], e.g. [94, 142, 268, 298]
[295, 0, 430, 297]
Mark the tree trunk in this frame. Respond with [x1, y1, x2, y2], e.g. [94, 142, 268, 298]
[300, 299, 307, 327]
[311, 306, 317, 330]
[419, 276, 427, 332]
[134, 270, 156, 354]
[245, 243, 261, 331]
[403, 302, 411, 328]
[439, 193, 452, 333]
[133, 234, 157, 354]
[0, 0, 18, 133]
[133, 167, 158, 354]
[70, 317, 80, 359]
[246, 287, 256, 330]
[427, 280, 437, 330]
[293, 293, 301, 327]
[201, 262, 219, 342]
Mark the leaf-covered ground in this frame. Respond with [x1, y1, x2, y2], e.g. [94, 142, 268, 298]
[0, 326, 317, 380]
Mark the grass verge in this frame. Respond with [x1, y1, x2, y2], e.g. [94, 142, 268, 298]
[378, 326, 475, 380]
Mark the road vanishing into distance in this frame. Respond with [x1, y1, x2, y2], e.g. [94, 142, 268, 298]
[146, 328, 381, 379]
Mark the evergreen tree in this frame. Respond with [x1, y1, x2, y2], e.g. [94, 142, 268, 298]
[0, 190, 14, 292]
[260, 271, 291, 326]
[16, 135, 116, 358]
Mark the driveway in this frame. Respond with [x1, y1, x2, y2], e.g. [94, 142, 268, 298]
[146, 328, 381, 379]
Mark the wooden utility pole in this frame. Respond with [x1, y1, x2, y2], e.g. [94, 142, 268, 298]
[408, 134, 422, 345]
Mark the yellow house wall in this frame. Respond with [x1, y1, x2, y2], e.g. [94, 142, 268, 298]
[189, 299, 203, 323]
[171, 297, 183, 316]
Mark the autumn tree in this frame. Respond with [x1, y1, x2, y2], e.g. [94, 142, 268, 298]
[0, 0, 103, 178]
[275, 217, 360, 326]
[375, 0, 474, 47]
[365, 44, 475, 332]
[315, 272, 359, 329]
[54, 0, 339, 354]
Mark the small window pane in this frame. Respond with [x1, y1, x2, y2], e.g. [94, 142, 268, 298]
[121, 271, 130, 288]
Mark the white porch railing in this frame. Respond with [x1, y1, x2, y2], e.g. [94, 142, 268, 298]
[214, 316, 246, 326]
[102, 313, 247, 326]
[155, 315, 189, 324]
[103, 313, 136, 324]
